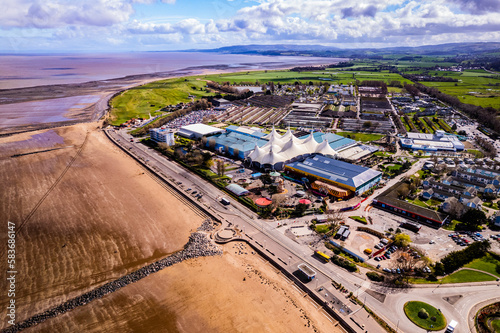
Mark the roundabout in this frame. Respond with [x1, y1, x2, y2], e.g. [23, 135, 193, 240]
[403, 301, 447, 331]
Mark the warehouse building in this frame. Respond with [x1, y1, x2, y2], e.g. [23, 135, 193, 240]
[177, 123, 224, 139]
[400, 130, 464, 152]
[284, 155, 382, 198]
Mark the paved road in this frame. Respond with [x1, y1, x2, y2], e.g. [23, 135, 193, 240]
[107, 128, 500, 333]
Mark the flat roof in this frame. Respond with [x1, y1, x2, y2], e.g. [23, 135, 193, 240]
[180, 123, 224, 135]
[297, 263, 316, 277]
[285, 155, 381, 190]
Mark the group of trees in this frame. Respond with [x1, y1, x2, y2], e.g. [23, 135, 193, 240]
[475, 136, 498, 157]
[434, 240, 490, 275]
[402, 73, 458, 82]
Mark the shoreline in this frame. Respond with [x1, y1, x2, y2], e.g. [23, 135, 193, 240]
[0, 59, 337, 135]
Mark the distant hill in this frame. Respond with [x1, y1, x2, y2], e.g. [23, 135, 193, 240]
[185, 42, 500, 58]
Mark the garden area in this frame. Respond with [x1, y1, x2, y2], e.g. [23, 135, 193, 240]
[403, 301, 447, 331]
[476, 302, 500, 333]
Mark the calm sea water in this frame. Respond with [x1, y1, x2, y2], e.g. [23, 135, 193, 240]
[0, 52, 343, 89]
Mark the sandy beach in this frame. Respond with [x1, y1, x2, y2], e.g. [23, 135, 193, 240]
[0, 123, 344, 332]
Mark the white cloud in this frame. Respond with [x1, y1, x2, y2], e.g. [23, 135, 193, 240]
[1, 0, 500, 51]
[0, 0, 134, 28]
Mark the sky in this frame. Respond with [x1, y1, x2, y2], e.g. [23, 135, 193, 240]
[1, 0, 500, 53]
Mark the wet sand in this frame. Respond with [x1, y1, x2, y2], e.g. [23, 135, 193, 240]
[30, 243, 342, 333]
[0, 124, 203, 328]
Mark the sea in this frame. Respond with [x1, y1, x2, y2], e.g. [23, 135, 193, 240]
[0, 52, 344, 89]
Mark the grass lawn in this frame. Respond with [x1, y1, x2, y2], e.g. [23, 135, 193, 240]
[483, 202, 499, 210]
[349, 216, 368, 224]
[467, 149, 485, 158]
[386, 164, 403, 171]
[492, 318, 500, 332]
[314, 224, 331, 234]
[407, 198, 432, 209]
[442, 219, 460, 231]
[403, 301, 447, 331]
[440, 269, 497, 283]
[464, 253, 500, 278]
[109, 76, 212, 125]
[336, 132, 384, 142]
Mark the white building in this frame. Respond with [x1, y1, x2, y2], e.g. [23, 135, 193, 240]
[150, 128, 175, 145]
[400, 130, 465, 152]
[177, 123, 224, 139]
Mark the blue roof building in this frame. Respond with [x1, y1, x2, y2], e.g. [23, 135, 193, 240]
[284, 155, 382, 196]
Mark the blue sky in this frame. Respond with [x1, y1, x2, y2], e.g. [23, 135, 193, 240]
[1, 0, 500, 53]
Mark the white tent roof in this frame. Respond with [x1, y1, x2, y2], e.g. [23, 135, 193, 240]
[315, 139, 338, 158]
[281, 128, 294, 141]
[301, 133, 319, 152]
[263, 126, 283, 140]
[262, 133, 286, 149]
[260, 146, 287, 166]
[279, 136, 308, 160]
[248, 143, 264, 162]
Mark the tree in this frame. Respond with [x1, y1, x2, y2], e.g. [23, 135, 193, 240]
[208, 138, 216, 150]
[233, 148, 240, 158]
[460, 209, 487, 230]
[216, 159, 225, 176]
[394, 233, 411, 247]
[326, 209, 344, 235]
[447, 199, 465, 218]
[293, 203, 308, 217]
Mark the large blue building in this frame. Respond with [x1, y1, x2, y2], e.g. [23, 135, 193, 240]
[284, 155, 382, 197]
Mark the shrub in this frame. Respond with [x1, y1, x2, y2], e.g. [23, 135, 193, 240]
[366, 272, 385, 282]
[418, 309, 429, 319]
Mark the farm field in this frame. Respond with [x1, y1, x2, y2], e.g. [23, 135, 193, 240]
[203, 69, 413, 86]
[414, 70, 500, 109]
[109, 77, 212, 125]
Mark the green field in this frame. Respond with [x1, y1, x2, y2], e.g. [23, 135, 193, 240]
[314, 224, 331, 234]
[439, 269, 497, 283]
[403, 301, 447, 331]
[109, 76, 212, 125]
[203, 69, 413, 86]
[416, 70, 500, 109]
[336, 132, 383, 142]
[464, 254, 500, 278]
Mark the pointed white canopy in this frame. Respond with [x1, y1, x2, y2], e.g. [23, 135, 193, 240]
[315, 139, 338, 158]
[262, 133, 286, 149]
[263, 126, 283, 140]
[281, 128, 294, 142]
[279, 136, 308, 160]
[260, 146, 287, 166]
[248, 143, 264, 162]
[301, 133, 319, 152]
